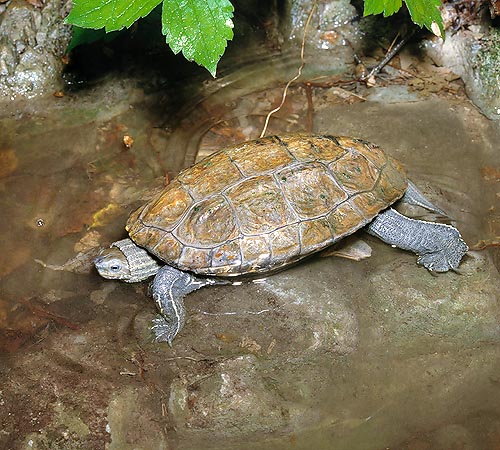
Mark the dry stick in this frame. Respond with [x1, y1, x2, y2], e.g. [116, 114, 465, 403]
[386, 32, 400, 55]
[360, 28, 417, 82]
[260, 0, 318, 138]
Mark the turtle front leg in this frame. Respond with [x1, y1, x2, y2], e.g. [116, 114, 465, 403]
[149, 265, 225, 345]
[366, 208, 468, 272]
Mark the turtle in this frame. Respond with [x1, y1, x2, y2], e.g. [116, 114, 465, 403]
[94, 134, 468, 345]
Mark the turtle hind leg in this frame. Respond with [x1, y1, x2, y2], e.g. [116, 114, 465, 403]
[366, 208, 468, 272]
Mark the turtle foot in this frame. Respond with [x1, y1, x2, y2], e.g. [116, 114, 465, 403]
[151, 315, 178, 347]
[417, 232, 469, 273]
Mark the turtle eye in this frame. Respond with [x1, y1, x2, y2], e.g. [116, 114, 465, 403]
[110, 264, 121, 272]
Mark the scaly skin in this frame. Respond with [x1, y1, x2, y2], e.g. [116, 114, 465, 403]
[366, 181, 468, 272]
[149, 266, 210, 346]
[366, 208, 468, 272]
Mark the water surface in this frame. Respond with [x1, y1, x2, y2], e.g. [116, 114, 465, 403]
[1, 52, 500, 450]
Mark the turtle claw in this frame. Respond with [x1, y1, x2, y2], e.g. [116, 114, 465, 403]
[151, 315, 177, 346]
[417, 252, 451, 273]
[451, 266, 466, 275]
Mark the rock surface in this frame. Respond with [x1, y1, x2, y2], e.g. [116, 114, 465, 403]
[0, 0, 71, 99]
[424, 26, 500, 120]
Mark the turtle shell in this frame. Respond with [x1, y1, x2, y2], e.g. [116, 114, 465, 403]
[126, 134, 407, 276]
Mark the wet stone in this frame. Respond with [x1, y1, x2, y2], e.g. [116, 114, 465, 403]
[169, 355, 289, 436]
[106, 388, 168, 450]
[0, 0, 72, 99]
[0, 149, 18, 177]
[365, 251, 500, 350]
[423, 25, 500, 120]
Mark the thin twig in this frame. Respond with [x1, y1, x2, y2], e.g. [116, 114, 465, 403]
[260, 0, 318, 138]
[360, 28, 417, 82]
[386, 32, 400, 54]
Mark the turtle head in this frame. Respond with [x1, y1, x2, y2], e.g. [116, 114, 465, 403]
[94, 247, 132, 281]
[94, 238, 162, 283]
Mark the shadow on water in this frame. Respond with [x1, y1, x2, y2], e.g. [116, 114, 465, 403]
[1, 23, 500, 450]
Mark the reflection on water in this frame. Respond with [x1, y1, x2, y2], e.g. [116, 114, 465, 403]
[1, 53, 500, 450]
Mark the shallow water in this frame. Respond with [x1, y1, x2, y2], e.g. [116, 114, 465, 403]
[1, 52, 500, 450]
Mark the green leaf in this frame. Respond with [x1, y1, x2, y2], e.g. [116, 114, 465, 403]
[405, 0, 444, 37]
[363, 0, 444, 38]
[66, 0, 162, 32]
[162, 0, 234, 77]
[364, 0, 403, 17]
[66, 26, 119, 52]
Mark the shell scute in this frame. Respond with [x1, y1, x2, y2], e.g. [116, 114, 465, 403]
[174, 195, 238, 247]
[225, 175, 296, 235]
[177, 151, 242, 201]
[178, 246, 212, 271]
[151, 234, 183, 264]
[239, 235, 271, 272]
[128, 226, 165, 254]
[225, 136, 294, 176]
[269, 224, 301, 267]
[280, 135, 346, 162]
[277, 162, 348, 218]
[210, 240, 242, 274]
[351, 192, 390, 218]
[351, 139, 388, 168]
[134, 181, 193, 231]
[377, 158, 408, 197]
[327, 202, 366, 237]
[330, 153, 380, 194]
[300, 218, 334, 253]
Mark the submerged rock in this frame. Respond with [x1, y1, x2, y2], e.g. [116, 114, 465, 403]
[169, 355, 289, 436]
[164, 250, 500, 448]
